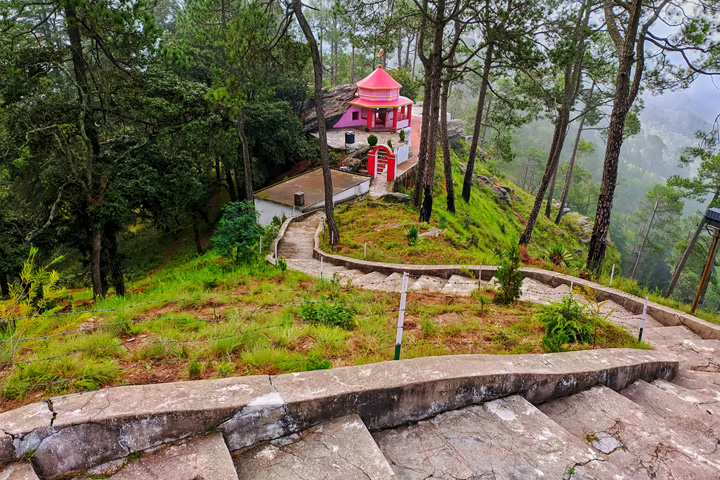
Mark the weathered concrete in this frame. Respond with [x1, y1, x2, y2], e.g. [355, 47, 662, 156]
[671, 368, 720, 401]
[374, 395, 624, 479]
[540, 385, 720, 479]
[234, 414, 395, 479]
[273, 349, 677, 432]
[30, 376, 274, 478]
[0, 402, 53, 465]
[74, 433, 238, 480]
[408, 275, 446, 292]
[439, 275, 478, 296]
[0, 463, 40, 480]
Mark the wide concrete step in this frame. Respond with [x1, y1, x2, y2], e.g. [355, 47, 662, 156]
[439, 275, 478, 296]
[540, 384, 720, 479]
[0, 463, 40, 480]
[73, 433, 238, 480]
[354, 271, 390, 289]
[652, 378, 720, 415]
[373, 394, 624, 479]
[409, 275, 447, 292]
[233, 414, 395, 479]
[659, 338, 720, 371]
[368, 272, 414, 293]
[620, 379, 720, 457]
[671, 367, 720, 401]
[333, 268, 365, 283]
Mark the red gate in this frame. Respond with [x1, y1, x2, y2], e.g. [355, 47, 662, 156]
[367, 145, 396, 181]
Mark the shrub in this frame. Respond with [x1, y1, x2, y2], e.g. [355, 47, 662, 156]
[538, 295, 595, 352]
[212, 201, 263, 263]
[367, 134, 378, 146]
[407, 226, 419, 245]
[305, 354, 332, 370]
[438, 213, 448, 229]
[300, 297, 358, 330]
[494, 242, 522, 305]
[399, 129, 406, 142]
[542, 245, 574, 267]
[364, 127, 370, 133]
[188, 360, 203, 377]
[276, 257, 288, 272]
[387, 139, 393, 149]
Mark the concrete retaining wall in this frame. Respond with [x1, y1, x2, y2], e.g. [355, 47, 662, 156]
[0, 350, 677, 478]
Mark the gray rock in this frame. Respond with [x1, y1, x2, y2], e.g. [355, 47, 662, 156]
[447, 119, 465, 146]
[419, 228, 443, 238]
[302, 84, 358, 133]
[476, 175, 491, 186]
[0, 463, 40, 480]
[590, 432, 623, 454]
[492, 185, 512, 206]
[379, 192, 411, 205]
[572, 248, 584, 258]
[234, 414, 395, 480]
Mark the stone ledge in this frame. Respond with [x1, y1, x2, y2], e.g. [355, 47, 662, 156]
[0, 349, 677, 478]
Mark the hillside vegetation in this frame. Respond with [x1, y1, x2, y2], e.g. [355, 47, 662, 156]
[323, 150, 619, 275]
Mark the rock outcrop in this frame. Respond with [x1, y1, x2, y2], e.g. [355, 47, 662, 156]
[302, 84, 357, 133]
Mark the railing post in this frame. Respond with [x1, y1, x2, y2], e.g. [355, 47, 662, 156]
[394, 272, 409, 360]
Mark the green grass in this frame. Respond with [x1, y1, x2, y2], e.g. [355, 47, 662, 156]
[0, 241, 644, 410]
[322, 155, 618, 273]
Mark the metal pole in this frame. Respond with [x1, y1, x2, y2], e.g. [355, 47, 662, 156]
[609, 264, 615, 287]
[692, 227, 720, 313]
[570, 280, 574, 297]
[364, 242, 367, 260]
[638, 296, 648, 342]
[259, 237, 262, 256]
[320, 257, 324, 280]
[275, 242, 278, 267]
[478, 265, 482, 288]
[394, 272, 409, 360]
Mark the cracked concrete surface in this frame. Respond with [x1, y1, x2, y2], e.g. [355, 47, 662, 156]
[373, 395, 624, 479]
[72, 433, 238, 480]
[539, 385, 720, 479]
[233, 414, 395, 479]
[0, 463, 40, 480]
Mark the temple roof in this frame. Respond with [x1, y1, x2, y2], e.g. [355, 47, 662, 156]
[356, 66, 402, 90]
[348, 96, 413, 108]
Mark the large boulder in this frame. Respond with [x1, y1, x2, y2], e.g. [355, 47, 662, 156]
[574, 216, 594, 243]
[302, 84, 358, 133]
[380, 192, 412, 205]
[447, 119, 465, 146]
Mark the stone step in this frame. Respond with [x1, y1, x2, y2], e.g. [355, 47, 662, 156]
[73, 433, 238, 480]
[353, 271, 390, 289]
[373, 394, 623, 478]
[652, 378, 720, 415]
[367, 272, 412, 293]
[334, 268, 365, 283]
[519, 277, 556, 304]
[671, 367, 720, 401]
[639, 326, 700, 347]
[233, 414, 395, 479]
[540, 384, 720, 478]
[620, 379, 720, 455]
[409, 275, 447, 292]
[439, 275, 478, 296]
[658, 338, 720, 371]
[0, 463, 40, 480]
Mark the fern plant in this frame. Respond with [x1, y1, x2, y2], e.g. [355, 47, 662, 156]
[537, 295, 596, 352]
[542, 245, 574, 267]
[494, 242, 522, 305]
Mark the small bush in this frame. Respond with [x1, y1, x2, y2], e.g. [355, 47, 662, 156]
[276, 257, 288, 272]
[542, 245, 574, 267]
[300, 297, 358, 330]
[399, 129, 406, 142]
[387, 139, 393, 149]
[494, 242, 522, 305]
[364, 126, 370, 133]
[305, 354, 331, 370]
[212, 201, 264, 263]
[217, 360, 235, 375]
[407, 226, 419, 245]
[188, 360, 203, 377]
[538, 295, 595, 352]
[438, 213, 448, 229]
[367, 134, 378, 146]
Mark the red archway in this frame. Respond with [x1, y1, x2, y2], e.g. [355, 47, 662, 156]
[367, 145, 396, 181]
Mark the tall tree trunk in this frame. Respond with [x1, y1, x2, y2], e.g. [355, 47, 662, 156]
[397, 42, 402, 69]
[630, 199, 658, 279]
[440, 77, 455, 213]
[226, 163, 237, 202]
[418, 0, 446, 223]
[586, 0, 643, 272]
[0, 273, 8, 298]
[519, 105, 570, 245]
[351, 43, 355, 83]
[544, 165, 559, 218]
[193, 214, 204, 255]
[404, 34, 411, 68]
[479, 95, 492, 150]
[293, 0, 340, 244]
[411, 35, 418, 80]
[215, 158, 221, 183]
[555, 110, 587, 225]
[65, 0, 105, 299]
[413, 74, 432, 208]
[237, 114, 253, 203]
[105, 225, 125, 296]
[666, 190, 719, 297]
[461, 43, 494, 204]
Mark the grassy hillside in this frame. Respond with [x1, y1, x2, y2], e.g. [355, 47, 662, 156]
[323, 150, 620, 274]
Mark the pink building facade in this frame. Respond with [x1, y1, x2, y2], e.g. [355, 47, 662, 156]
[332, 66, 413, 132]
